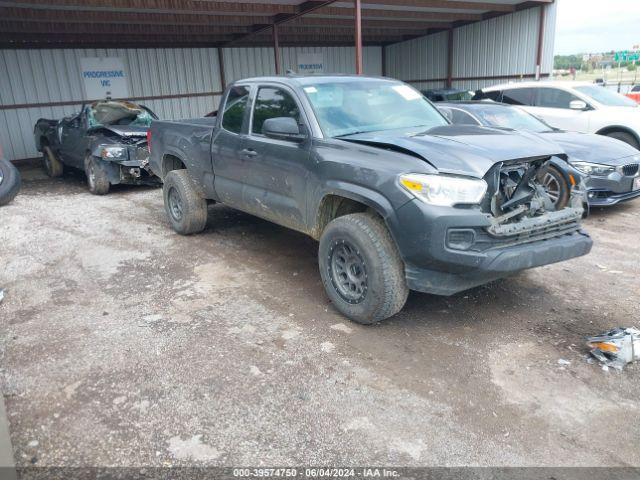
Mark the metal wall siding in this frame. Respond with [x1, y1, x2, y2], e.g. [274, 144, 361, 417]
[385, 6, 553, 90]
[385, 31, 448, 82]
[0, 47, 223, 160]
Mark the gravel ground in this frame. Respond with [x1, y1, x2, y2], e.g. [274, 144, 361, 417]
[1, 160, 639, 468]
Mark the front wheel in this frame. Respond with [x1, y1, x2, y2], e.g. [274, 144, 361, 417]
[43, 146, 63, 178]
[318, 212, 408, 324]
[84, 154, 110, 195]
[0, 158, 21, 206]
[539, 165, 569, 209]
[163, 169, 208, 235]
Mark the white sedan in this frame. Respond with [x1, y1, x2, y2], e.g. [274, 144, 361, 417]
[478, 81, 640, 149]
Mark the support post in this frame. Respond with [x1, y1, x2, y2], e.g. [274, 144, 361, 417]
[217, 47, 226, 91]
[381, 45, 386, 76]
[447, 28, 453, 88]
[354, 0, 363, 74]
[535, 4, 546, 80]
[273, 23, 281, 75]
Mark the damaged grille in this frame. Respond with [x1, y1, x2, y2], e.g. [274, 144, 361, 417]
[621, 163, 639, 177]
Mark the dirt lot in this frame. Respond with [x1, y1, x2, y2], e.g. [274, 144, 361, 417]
[1, 160, 639, 468]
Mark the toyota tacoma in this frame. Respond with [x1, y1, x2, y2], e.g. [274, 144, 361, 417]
[148, 75, 592, 324]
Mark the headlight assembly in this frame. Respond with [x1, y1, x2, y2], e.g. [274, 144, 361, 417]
[100, 146, 128, 159]
[571, 161, 615, 176]
[399, 173, 487, 207]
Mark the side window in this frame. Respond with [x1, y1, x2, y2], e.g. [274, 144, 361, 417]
[450, 109, 480, 125]
[501, 88, 535, 106]
[222, 85, 250, 134]
[251, 87, 301, 135]
[536, 88, 579, 109]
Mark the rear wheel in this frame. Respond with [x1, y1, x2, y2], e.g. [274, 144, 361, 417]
[606, 131, 639, 149]
[84, 154, 110, 195]
[0, 158, 21, 206]
[539, 165, 569, 209]
[163, 169, 208, 235]
[318, 212, 408, 324]
[43, 146, 63, 178]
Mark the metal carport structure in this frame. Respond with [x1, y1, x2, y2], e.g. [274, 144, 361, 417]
[0, 0, 557, 161]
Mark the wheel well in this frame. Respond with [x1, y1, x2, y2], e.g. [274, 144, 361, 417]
[162, 154, 186, 178]
[313, 194, 371, 239]
[595, 126, 640, 145]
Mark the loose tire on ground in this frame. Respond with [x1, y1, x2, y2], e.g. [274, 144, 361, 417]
[84, 154, 110, 195]
[606, 131, 640, 150]
[163, 169, 208, 235]
[43, 146, 64, 178]
[0, 158, 21, 206]
[539, 165, 570, 210]
[318, 212, 408, 324]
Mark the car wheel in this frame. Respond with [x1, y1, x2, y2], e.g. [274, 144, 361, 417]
[0, 158, 21, 206]
[318, 212, 408, 324]
[163, 169, 208, 235]
[606, 131, 640, 149]
[539, 165, 569, 209]
[84, 154, 110, 195]
[43, 146, 63, 178]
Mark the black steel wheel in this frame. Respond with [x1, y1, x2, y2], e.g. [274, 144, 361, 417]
[162, 169, 208, 235]
[328, 239, 368, 304]
[319, 212, 408, 324]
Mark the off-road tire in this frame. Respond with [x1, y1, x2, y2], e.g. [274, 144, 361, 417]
[163, 169, 208, 235]
[0, 158, 21, 206]
[43, 146, 63, 178]
[539, 165, 570, 210]
[606, 131, 640, 149]
[84, 154, 110, 195]
[318, 212, 408, 324]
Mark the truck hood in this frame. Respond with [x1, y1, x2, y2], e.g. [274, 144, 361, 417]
[341, 125, 565, 178]
[542, 131, 640, 165]
[99, 125, 149, 138]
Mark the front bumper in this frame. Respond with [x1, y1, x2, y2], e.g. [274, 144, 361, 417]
[390, 199, 592, 296]
[585, 172, 640, 206]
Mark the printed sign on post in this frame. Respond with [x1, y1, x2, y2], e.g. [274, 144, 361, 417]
[80, 57, 130, 100]
[297, 52, 324, 74]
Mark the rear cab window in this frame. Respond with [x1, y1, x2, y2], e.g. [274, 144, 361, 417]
[221, 85, 251, 134]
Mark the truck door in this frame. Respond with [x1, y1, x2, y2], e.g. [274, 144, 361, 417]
[238, 84, 310, 231]
[59, 109, 87, 167]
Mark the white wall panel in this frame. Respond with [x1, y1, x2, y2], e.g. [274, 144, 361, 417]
[0, 47, 223, 160]
[385, 5, 556, 91]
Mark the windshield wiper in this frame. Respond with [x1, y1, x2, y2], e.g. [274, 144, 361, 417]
[333, 130, 371, 138]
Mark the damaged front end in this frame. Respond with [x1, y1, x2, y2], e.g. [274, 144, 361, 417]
[477, 157, 586, 250]
[91, 134, 157, 186]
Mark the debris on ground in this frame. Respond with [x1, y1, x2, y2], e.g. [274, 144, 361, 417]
[586, 327, 640, 370]
[0, 288, 4, 304]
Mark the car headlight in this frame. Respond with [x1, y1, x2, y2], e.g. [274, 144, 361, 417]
[100, 146, 128, 159]
[399, 173, 487, 207]
[571, 161, 615, 176]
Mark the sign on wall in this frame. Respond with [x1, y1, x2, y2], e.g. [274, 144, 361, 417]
[297, 52, 324, 74]
[80, 57, 130, 100]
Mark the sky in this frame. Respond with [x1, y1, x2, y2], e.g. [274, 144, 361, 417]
[554, 0, 640, 55]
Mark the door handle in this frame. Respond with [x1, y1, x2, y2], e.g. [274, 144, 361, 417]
[241, 148, 258, 158]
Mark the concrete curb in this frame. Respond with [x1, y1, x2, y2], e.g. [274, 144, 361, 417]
[0, 394, 17, 480]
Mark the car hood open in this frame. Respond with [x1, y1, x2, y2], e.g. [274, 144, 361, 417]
[341, 125, 565, 178]
[542, 131, 640, 165]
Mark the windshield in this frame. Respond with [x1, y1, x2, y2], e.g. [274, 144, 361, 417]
[472, 105, 553, 133]
[574, 85, 637, 107]
[87, 101, 155, 129]
[301, 80, 448, 137]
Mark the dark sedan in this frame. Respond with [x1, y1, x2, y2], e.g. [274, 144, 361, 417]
[438, 101, 640, 207]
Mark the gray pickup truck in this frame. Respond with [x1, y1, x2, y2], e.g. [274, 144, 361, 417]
[148, 75, 592, 324]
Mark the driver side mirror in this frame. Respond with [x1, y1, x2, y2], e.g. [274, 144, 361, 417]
[569, 100, 589, 111]
[262, 117, 307, 142]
